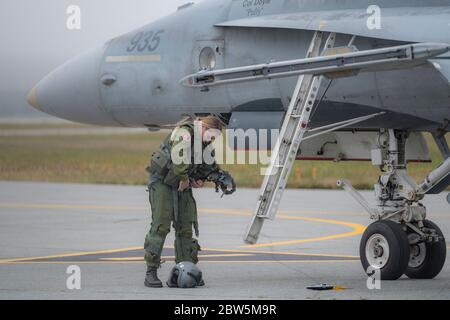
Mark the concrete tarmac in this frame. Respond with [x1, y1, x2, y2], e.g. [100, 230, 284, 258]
[0, 181, 449, 300]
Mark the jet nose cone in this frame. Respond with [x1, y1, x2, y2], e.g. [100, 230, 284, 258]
[28, 45, 118, 125]
[26, 86, 41, 111]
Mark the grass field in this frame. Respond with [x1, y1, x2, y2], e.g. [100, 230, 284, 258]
[0, 126, 448, 189]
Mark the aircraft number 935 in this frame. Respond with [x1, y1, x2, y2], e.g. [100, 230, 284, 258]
[127, 30, 164, 52]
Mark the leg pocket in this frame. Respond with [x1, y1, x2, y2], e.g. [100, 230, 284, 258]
[149, 181, 173, 223]
[178, 190, 199, 236]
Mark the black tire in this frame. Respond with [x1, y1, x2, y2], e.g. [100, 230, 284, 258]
[360, 220, 410, 280]
[405, 220, 447, 279]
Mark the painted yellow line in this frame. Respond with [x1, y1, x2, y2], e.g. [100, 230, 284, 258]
[105, 55, 161, 63]
[241, 215, 366, 248]
[101, 254, 254, 261]
[0, 203, 366, 254]
[0, 246, 142, 264]
[201, 247, 359, 259]
[100, 257, 167, 262]
[0, 260, 358, 265]
[165, 253, 256, 259]
[198, 260, 358, 264]
[0, 261, 146, 265]
[0, 246, 359, 265]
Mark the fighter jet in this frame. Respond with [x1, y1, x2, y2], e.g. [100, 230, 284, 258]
[27, 0, 450, 281]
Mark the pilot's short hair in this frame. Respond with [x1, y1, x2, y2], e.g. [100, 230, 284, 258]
[198, 115, 224, 131]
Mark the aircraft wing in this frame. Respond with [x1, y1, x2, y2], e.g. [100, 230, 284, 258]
[216, 6, 450, 44]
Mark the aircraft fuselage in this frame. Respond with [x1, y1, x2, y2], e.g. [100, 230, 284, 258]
[28, 0, 450, 132]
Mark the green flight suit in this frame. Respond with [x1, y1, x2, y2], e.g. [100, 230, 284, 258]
[144, 123, 219, 268]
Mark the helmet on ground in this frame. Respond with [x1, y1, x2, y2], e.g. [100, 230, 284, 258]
[167, 261, 203, 288]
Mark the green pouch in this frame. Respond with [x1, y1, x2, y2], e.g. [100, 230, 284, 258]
[147, 149, 170, 175]
[163, 170, 180, 188]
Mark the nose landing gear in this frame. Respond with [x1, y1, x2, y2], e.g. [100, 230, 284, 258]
[340, 129, 449, 280]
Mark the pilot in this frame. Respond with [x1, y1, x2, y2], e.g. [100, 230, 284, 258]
[144, 115, 226, 288]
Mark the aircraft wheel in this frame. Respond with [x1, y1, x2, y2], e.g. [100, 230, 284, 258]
[405, 220, 447, 279]
[360, 220, 410, 280]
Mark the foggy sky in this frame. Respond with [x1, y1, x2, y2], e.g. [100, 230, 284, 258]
[0, 0, 190, 119]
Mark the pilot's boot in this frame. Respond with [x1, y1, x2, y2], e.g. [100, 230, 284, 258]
[144, 266, 163, 288]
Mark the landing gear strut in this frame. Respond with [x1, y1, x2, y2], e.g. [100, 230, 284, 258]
[339, 129, 448, 280]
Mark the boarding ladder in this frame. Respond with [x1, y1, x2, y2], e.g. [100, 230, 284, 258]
[243, 31, 335, 244]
